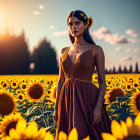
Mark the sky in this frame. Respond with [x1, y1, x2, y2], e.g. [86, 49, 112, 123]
[0, 0, 140, 71]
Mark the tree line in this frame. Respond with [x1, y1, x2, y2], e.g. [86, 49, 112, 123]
[105, 62, 139, 74]
[0, 30, 139, 75]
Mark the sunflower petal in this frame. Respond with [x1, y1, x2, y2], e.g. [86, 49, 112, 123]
[126, 116, 133, 127]
[111, 120, 123, 139]
[101, 133, 116, 140]
[82, 135, 90, 140]
[134, 113, 140, 127]
[26, 121, 38, 137]
[44, 131, 54, 140]
[59, 131, 67, 140]
[16, 119, 26, 134]
[38, 127, 46, 138]
[9, 128, 20, 139]
[120, 120, 128, 137]
[4, 136, 11, 140]
[68, 127, 78, 140]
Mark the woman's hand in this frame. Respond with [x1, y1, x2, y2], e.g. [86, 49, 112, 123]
[90, 105, 102, 125]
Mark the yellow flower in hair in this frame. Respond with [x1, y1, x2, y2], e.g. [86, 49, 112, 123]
[80, 13, 84, 16]
[87, 17, 93, 29]
[84, 16, 87, 19]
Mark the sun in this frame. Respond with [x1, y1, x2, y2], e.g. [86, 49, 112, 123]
[0, 13, 3, 30]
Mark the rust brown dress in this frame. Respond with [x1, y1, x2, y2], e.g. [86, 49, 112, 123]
[55, 46, 111, 140]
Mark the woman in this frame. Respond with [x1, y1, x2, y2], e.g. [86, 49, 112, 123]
[53, 10, 111, 140]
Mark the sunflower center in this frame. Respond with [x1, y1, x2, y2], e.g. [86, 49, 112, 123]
[127, 85, 131, 89]
[29, 84, 43, 99]
[109, 88, 124, 103]
[124, 136, 140, 140]
[5, 121, 17, 135]
[0, 94, 15, 116]
[18, 95, 23, 100]
[136, 94, 140, 110]
[22, 85, 26, 89]
[134, 84, 138, 87]
[3, 83, 7, 87]
[13, 83, 16, 86]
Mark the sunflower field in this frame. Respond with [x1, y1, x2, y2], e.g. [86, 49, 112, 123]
[0, 73, 140, 140]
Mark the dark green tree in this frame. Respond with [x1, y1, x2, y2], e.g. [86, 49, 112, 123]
[0, 29, 30, 74]
[129, 64, 133, 73]
[112, 66, 117, 74]
[30, 38, 59, 74]
[134, 62, 139, 73]
[123, 66, 128, 73]
[118, 65, 122, 74]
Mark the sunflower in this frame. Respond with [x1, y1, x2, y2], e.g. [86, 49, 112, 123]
[1, 80, 10, 89]
[0, 90, 17, 116]
[101, 113, 140, 140]
[125, 83, 132, 91]
[20, 82, 28, 91]
[5, 119, 54, 140]
[46, 89, 52, 96]
[26, 82, 45, 102]
[130, 91, 140, 115]
[0, 113, 23, 139]
[105, 87, 126, 103]
[10, 80, 19, 89]
[106, 79, 112, 87]
[16, 93, 25, 102]
[133, 81, 139, 89]
[44, 80, 52, 86]
[57, 127, 90, 140]
[92, 75, 98, 82]
[15, 89, 22, 94]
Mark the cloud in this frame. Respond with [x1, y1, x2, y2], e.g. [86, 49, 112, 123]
[50, 25, 54, 29]
[91, 27, 128, 45]
[126, 29, 138, 38]
[33, 11, 40, 15]
[39, 5, 44, 10]
[133, 48, 140, 53]
[128, 38, 139, 43]
[125, 48, 132, 53]
[115, 47, 122, 52]
[120, 56, 132, 62]
[53, 30, 68, 36]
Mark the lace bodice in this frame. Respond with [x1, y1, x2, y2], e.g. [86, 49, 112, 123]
[61, 46, 96, 82]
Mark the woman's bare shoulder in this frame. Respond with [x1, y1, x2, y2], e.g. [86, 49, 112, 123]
[90, 44, 104, 55]
[60, 47, 69, 59]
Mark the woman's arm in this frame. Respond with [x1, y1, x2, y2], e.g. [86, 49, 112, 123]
[53, 48, 67, 122]
[91, 45, 106, 125]
[95, 45, 106, 107]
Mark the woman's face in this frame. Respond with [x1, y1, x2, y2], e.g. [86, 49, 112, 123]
[68, 16, 88, 37]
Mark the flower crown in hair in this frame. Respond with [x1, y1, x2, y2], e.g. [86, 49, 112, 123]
[87, 17, 93, 29]
[80, 12, 93, 29]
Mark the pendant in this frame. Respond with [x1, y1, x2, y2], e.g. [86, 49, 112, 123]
[75, 49, 78, 53]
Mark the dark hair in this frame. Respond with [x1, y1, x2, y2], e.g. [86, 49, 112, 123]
[67, 10, 96, 45]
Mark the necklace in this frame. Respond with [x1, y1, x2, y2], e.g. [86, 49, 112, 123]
[72, 43, 88, 54]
